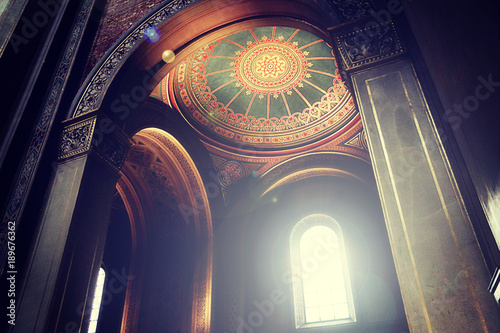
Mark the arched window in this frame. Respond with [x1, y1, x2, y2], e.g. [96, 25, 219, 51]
[88, 267, 106, 333]
[290, 214, 356, 328]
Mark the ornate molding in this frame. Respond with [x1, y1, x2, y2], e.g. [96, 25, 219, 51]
[72, 0, 380, 118]
[58, 117, 96, 159]
[57, 114, 131, 171]
[93, 128, 131, 172]
[262, 167, 365, 197]
[1, 0, 95, 269]
[116, 176, 146, 333]
[136, 129, 212, 333]
[329, 0, 375, 22]
[334, 21, 405, 70]
[73, 0, 200, 117]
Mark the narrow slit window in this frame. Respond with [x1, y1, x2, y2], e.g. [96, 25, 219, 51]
[290, 214, 356, 328]
[88, 267, 106, 333]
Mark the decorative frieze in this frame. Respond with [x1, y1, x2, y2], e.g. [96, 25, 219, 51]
[58, 117, 96, 160]
[57, 114, 131, 171]
[93, 126, 131, 172]
[334, 21, 405, 70]
[73, 0, 200, 117]
[329, 0, 375, 22]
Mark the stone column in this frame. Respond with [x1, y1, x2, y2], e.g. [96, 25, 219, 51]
[332, 20, 500, 332]
[13, 112, 131, 333]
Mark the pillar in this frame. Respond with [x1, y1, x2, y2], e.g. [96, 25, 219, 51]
[13, 112, 131, 332]
[332, 19, 500, 332]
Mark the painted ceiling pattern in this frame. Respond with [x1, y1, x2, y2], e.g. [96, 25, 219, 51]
[162, 26, 358, 149]
[202, 121, 368, 177]
[201, 120, 369, 205]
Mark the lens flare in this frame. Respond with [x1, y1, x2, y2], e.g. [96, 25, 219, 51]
[144, 26, 160, 43]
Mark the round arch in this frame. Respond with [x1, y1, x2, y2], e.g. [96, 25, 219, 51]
[242, 152, 374, 201]
[69, 0, 339, 122]
[219, 172, 407, 333]
[116, 127, 213, 332]
[60, 2, 358, 332]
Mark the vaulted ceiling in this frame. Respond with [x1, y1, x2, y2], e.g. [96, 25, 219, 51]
[149, 25, 369, 206]
[151, 26, 363, 154]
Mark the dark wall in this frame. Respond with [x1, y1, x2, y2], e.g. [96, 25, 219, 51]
[403, 0, 500, 248]
[81, 0, 164, 83]
[98, 193, 132, 333]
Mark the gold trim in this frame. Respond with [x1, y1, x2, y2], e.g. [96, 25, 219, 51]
[410, 64, 491, 271]
[261, 167, 366, 197]
[410, 94, 489, 333]
[351, 74, 415, 332]
[136, 128, 213, 333]
[260, 150, 370, 177]
[116, 175, 147, 333]
[365, 71, 434, 333]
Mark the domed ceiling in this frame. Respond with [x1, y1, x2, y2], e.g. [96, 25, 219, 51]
[156, 26, 358, 150]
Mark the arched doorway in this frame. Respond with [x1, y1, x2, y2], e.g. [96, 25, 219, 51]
[115, 128, 213, 332]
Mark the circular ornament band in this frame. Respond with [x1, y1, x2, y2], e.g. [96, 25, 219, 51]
[168, 26, 358, 150]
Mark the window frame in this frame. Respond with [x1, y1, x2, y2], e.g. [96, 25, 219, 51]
[289, 214, 356, 329]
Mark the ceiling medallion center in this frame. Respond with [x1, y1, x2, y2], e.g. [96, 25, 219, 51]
[235, 41, 307, 95]
[254, 53, 288, 80]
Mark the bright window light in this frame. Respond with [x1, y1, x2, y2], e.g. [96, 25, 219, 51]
[88, 267, 106, 333]
[290, 214, 356, 328]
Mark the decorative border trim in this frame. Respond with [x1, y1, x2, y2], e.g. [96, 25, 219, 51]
[261, 167, 366, 197]
[330, 0, 375, 22]
[139, 129, 212, 333]
[1, 0, 95, 268]
[116, 175, 146, 333]
[335, 21, 405, 70]
[58, 117, 96, 160]
[73, 0, 200, 117]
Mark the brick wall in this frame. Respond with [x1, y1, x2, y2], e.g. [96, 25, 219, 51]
[81, 0, 164, 83]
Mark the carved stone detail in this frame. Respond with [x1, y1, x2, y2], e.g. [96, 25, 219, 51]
[0, 0, 95, 273]
[58, 117, 96, 159]
[329, 0, 375, 22]
[94, 134, 131, 172]
[58, 115, 131, 171]
[8, 150, 38, 216]
[335, 21, 405, 69]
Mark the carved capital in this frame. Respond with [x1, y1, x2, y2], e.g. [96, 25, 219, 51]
[58, 113, 132, 171]
[58, 117, 96, 159]
[333, 21, 406, 70]
[329, 0, 375, 22]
